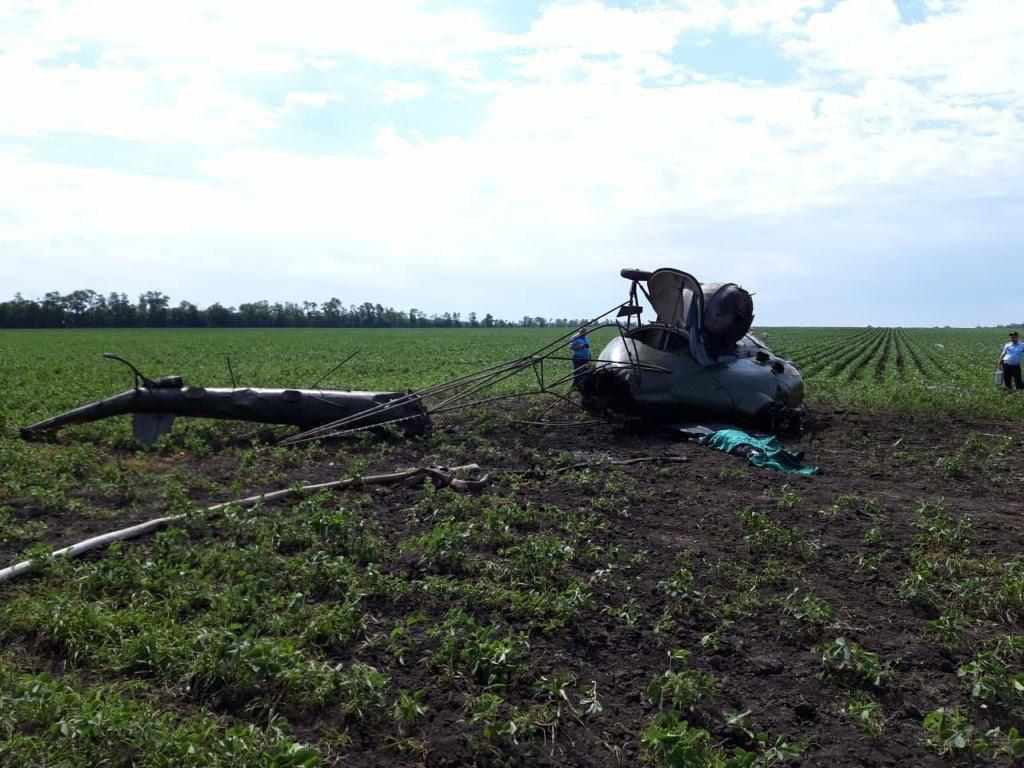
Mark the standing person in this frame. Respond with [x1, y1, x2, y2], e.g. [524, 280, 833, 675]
[998, 330, 1024, 391]
[569, 330, 592, 390]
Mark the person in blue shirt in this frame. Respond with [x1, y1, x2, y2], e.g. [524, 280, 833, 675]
[998, 330, 1024, 390]
[569, 331, 592, 390]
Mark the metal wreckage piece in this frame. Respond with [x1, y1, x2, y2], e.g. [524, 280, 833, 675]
[20, 354, 430, 446]
[20, 267, 807, 447]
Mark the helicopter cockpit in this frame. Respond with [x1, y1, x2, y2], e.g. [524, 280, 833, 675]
[614, 268, 729, 364]
[628, 325, 690, 355]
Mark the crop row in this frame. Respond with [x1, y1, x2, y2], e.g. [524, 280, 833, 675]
[758, 327, 1023, 416]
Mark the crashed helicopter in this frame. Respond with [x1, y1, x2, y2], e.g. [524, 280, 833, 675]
[586, 268, 805, 430]
[19, 267, 806, 446]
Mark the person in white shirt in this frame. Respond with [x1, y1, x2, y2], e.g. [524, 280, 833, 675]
[998, 330, 1024, 390]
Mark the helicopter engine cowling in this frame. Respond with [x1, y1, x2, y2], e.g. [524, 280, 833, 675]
[702, 283, 753, 351]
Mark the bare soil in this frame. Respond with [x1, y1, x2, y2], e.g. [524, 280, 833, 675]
[4, 405, 1023, 767]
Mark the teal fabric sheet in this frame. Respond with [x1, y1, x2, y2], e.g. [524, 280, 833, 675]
[703, 429, 819, 476]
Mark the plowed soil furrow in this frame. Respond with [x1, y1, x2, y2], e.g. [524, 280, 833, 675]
[792, 328, 875, 357]
[899, 330, 937, 378]
[802, 335, 875, 379]
[892, 329, 908, 381]
[924, 348, 951, 375]
[873, 328, 893, 383]
[783, 329, 878, 371]
[810, 329, 885, 380]
[846, 328, 889, 382]
[771, 329, 863, 358]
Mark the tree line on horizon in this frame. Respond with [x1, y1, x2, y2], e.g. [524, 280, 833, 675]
[0, 290, 586, 330]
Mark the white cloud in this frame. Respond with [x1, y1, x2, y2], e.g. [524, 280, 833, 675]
[379, 81, 428, 104]
[527, 2, 700, 55]
[285, 91, 336, 109]
[1, 0, 1023, 322]
[0, 1, 507, 145]
[789, 0, 1024, 97]
[722, 0, 830, 37]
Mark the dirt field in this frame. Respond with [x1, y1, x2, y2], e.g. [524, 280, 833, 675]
[2, 403, 1023, 766]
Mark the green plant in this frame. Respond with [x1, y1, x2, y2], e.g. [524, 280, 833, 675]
[642, 713, 749, 768]
[339, 662, 390, 721]
[0, 505, 48, 546]
[818, 638, 893, 689]
[579, 680, 603, 717]
[737, 508, 818, 561]
[301, 600, 366, 653]
[717, 467, 748, 480]
[913, 499, 973, 554]
[772, 484, 801, 512]
[842, 693, 885, 736]
[641, 712, 800, 768]
[924, 612, 970, 649]
[188, 630, 343, 709]
[605, 597, 643, 627]
[921, 707, 976, 755]
[957, 634, 1024, 708]
[501, 533, 575, 586]
[429, 609, 527, 686]
[781, 588, 833, 629]
[0, 661, 320, 767]
[938, 454, 965, 478]
[533, 671, 576, 706]
[392, 689, 427, 735]
[465, 692, 510, 745]
[406, 518, 474, 574]
[818, 494, 881, 520]
[647, 650, 717, 713]
[988, 726, 1024, 760]
[659, 555, 704, 607]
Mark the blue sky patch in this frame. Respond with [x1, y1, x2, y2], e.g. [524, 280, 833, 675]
[671, 30, 796, 83]
[895, 0, 930, 24]
[424, 0, 545, 33]
[39, 40, 104, 69]
[231, 58, 492, 154]
[23, 133, 206, 180]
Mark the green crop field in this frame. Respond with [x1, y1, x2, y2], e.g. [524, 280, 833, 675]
[1, 326, 1019, 436]
[758, 327, 1022, 418]
[0, 327, 601, 429]
[1, 327, 1023, 767]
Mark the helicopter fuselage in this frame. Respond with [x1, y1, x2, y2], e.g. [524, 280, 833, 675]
[591, 325, 804, 425]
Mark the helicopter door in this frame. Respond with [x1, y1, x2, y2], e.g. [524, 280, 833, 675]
[647, 268, 712, 366]
[647, 269, 704, 332]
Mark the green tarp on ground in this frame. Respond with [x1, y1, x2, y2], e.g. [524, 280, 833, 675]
[702, 429, 819, 476]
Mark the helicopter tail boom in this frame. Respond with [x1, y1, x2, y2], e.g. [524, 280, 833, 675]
[20, 383, 430, 444]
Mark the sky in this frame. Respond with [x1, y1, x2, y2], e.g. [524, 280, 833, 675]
[1, 0, 1022, 326]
